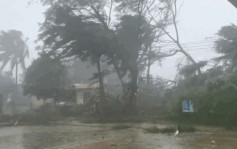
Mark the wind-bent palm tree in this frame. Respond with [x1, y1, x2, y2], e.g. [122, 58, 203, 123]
[0, 30, 29, 86]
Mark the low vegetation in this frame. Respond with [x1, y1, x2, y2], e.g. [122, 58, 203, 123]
[111, 125, 132, 130]
[145, 125, 196, 134]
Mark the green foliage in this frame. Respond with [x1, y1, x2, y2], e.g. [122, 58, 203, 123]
[179, 61, 208, 77]
[165, 24, 237, 126]
[115, 0, 170, 21]
[21, 104, 58, 125]
[117, 15, 153, 60]
[40, 4, 109, 59]
[144, 125, 196, 134]
[23, 53, 66, 100]
[167, 66, 223, 101]
[102, 95, 124, 116]
[77, 95, 124, 118]
[215, 24, 237, 72]
[166, 24, 237, 126]
[39, 0, 157, 109]
[116, 14, 154, 108]
[39, 1, 123, 102]
[169, 73, 237, 126]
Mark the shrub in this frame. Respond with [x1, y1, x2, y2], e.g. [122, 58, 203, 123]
[169, 75, 237, 126]
[21, 103, 58, 125]
[111, 124, 131, 130]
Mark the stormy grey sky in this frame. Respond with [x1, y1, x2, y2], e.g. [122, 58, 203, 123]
[0, 0, 237, 80]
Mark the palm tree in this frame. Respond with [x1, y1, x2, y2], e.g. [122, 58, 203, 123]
[0, 30, 29, 86]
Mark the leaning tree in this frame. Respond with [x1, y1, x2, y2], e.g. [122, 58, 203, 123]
[0, 30, 29, 86]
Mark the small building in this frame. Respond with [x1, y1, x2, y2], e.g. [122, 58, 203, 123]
[73, 83, 99, 105]
[30, 97, 54, 110]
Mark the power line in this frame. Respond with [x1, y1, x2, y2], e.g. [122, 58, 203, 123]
[159, 41, 215, 46]
[161, 45, 215, 51]
[162, 44, 214, 48]
[161, 45, 214, 49]
[158, 39, 217, 45]
[163, 47, 214, 51]
[154, 38, 218, 52]
[186, 47, 214, 51]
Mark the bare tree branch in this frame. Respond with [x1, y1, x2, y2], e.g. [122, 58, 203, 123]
[108, 0, 113, 26]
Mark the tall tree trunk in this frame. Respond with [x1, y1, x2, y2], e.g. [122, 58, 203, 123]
[90, 7, 127, 95]
[147, 47, 152, 87]
[111, 60, 126, 94]
[124, 64, 138, 114]
[128, 68, 138, 113]
[125, 14, 143, 113]
[147, 59, 151, 87]
[16, 62, 18, 87]
[15, 62, 18, 96]
[11, 62, 19, 115]
[96, 56, 105, 114]
[96, 56, 105, 102]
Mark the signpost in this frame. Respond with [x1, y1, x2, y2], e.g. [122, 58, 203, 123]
[182, 100, 194, 113]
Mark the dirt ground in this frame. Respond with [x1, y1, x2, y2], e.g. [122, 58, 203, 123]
[0, 122, 237, 149]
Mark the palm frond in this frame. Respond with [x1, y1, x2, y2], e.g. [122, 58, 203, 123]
[0, 56, 10, 71]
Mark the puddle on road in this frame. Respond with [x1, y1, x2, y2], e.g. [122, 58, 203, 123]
[0, 124, 237, 149]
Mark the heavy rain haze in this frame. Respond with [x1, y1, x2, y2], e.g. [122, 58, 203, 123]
[1, 0, 237, 149]
[0, 0, 237, 79]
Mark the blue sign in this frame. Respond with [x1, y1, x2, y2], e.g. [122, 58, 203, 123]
[182, 100, 194, 113]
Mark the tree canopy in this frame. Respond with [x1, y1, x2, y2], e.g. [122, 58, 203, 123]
[215, 24, 237, 72]
[23, 53, 66, 100]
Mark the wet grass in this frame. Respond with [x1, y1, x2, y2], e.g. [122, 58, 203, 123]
[144, 126, 176, 134]
[111, 124, 132, 130]
[178, 125, 196, 132]
[85, 117, 145, 124]
[144, 125, 196, 134]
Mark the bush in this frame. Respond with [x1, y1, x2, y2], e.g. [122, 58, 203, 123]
[102, 96, 124, 116]
[178, 125, 196, 132]
[144, 126, 160, 133]
[144, 125, 196, 134]
[21, 104, 58, 125]
[0, 115, 12, 123]
[168, 75, 237, 127]
[111, 124, 131, 130]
